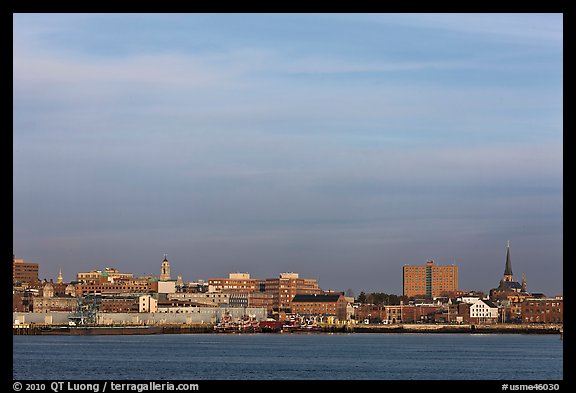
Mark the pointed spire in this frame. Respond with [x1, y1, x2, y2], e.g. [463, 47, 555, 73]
[504, 240, 513, 281]
[522, 272, 527, 292]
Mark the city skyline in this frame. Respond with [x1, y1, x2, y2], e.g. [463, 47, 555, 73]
[13, 13, 563, 297]
[13, 237, 559, 298]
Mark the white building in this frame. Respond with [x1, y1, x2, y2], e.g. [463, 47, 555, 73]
[469, 298, 498, 323]
[139, 295, 158, 313]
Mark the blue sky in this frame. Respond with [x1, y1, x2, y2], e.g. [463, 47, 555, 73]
[13, 13, 563, 296]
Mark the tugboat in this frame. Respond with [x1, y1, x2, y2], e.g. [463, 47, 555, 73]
[281, 315, 302, 332]
[214, 312, 262, 333]
[303, 318, 321, 332]
[259, 319, 284, 333]
[214, 312, 237, 333]
[282, 315, 322, 332]
[238, 315, 262, 333]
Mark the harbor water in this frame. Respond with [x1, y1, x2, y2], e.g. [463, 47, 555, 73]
[13, 333, 563, 380]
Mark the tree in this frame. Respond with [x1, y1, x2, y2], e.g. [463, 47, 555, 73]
[357, 291, 367, 304]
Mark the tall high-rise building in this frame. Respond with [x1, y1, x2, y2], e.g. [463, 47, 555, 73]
[402, 260, 458, 299]
[12, 255, 39, 285]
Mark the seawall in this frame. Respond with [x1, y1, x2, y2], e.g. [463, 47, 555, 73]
[13, 322, 562, 335]
[347, 323, 563, 334]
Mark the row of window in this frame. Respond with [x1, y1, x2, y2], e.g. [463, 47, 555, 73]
[524, 316, 562, 322]
[81, 285, 150, 289]
[524, 309, 562, 314]
[471, 312, 496, 317]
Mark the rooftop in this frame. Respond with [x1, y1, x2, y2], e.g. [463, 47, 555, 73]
[292, 293, 342, 303]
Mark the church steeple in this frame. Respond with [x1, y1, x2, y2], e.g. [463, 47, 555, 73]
[522, 272, 527, 292]
[503, 240, 513, 282]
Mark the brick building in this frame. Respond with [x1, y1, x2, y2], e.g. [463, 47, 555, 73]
[521, 297, 563, 323]
[402, 260, 458, 299]
[247, 292, 274, 314]
[401, 304, 442, 323]
[75, 270, 157, 296]
[99, 296, 140, 313]
[355, 305, 387, 323]
[290, 293, 348, 321]
[208, 273, 259, 293]
[13, 256, 39, 286]
[263, 273, 321, 311]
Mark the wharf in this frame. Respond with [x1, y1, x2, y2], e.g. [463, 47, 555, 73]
[13, 323, 212, 335]
[343, 323, 563, 334]
[13, 323, 562, 335]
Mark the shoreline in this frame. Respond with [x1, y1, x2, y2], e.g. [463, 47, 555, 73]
[13, 323, 563, 336]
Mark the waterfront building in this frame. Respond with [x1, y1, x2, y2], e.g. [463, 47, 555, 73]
[32, 281, 77, 313]
[402, 260, 458, 299]
[13, 256, 39, 286]
[469, 298, 499, 324]
[521, 296, 563, 323]
[75, 276, 157, 297]
[263, 272, 321, 311]
[446, 302, 472, 324]
[12, 291, 29, 312]
[290, 293, 348, 321]
[355, 304, 387, 324]
[208, 273, 259, 293]
[139, 294, 158, 313]
[227, 292, 249, 308]
[384, 305, 403, 324]
[208, 272, 321, 313]
[496, 299, 523, 323]
[401, 304, 442, 323]
[157, 299, 212, 313]
[99, 296, 139, 313]
[169, 292, 231, 307]
[247, 291, 274, 314]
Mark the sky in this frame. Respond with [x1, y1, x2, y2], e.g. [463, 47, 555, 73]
[12, 13, 563, 297]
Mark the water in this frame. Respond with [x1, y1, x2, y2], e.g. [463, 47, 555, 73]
[13, 333, 563, 380]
